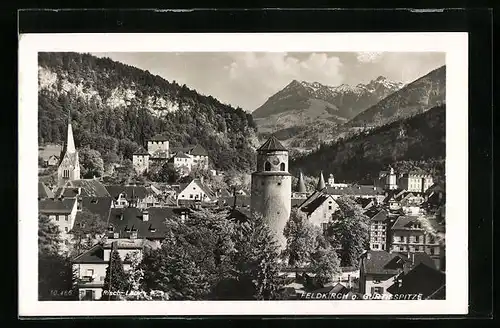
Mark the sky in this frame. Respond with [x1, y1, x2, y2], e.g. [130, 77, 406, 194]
[92, 52, 445, 112]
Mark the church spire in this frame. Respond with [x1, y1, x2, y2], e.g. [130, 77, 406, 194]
[316, 171, 326, 191]
[65, 108, 76, 154]
[296, 171, 307, 193]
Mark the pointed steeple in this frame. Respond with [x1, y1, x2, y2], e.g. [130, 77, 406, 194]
[65, 108, 76, 154]
[316, 171, 326, 191]
[296, 171, 307, 193]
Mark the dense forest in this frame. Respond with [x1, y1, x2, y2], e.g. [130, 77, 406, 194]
[38, 52, 258, 172]
[290, 105, 446, 184]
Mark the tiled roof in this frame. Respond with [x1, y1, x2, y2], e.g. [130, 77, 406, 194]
[324, 185, 383, 197]
[174, 152, 191, 159]
[72, 244, 105, 263]
[387, 262, 445, 297]
[382, 188, 406, 203]
[217, 196, 251, 208]
[133, 148, 150, 156]
[301, 194, 335, 216]
[291, 197, 307, 207]
[149, 135, 169, 141]
[189, 144, 208, 156]
[107, 207, 188, 240]
[297, 190, 323, 209]
[38, 182, 54, 199]
[394, 252, 437, 270]
[61, 179, 111, 197]
[356, 197, 374, 209]
[368, 209, 390, 223]
[105, 185, 152, 200]
[361, 250, 401, 276]
[80, 196, 113, 222]
[258, 135, 287, 152]
[39, 198, 76, 214]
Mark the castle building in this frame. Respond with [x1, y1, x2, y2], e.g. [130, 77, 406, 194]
[132, 149, 150, 175]
[398, 171, 434, 193]
[250, 135, 292, 250]
[57, 112, 80, 187]
[147, 135, 170, 159]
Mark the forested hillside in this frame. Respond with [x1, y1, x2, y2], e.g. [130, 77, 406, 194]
[290, 105, 446, 184]
[38, 52, 259, 172]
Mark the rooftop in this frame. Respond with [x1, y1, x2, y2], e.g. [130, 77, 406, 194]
[105, 185, 152, 200]
[38, 182, 54, 199]
[58, 179, 111, 198]
[39, 198, 76, 214]
[258, 135, 287, 152]
[324, 185, 383, 196]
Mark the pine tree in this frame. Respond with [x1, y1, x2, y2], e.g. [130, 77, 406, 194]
[103, 248, 129, 300]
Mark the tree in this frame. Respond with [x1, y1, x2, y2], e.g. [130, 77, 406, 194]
[283, 208, 318, 267]
[79, 147, 105, 178]
[309, 234, 341, 287]
[38, 156, 46, 168]
[230, 214, 286, 300]
[69, 209, 107, 256]
[155, 164, 181, 184]
[103, 249, 129, 300]
[325, 197, 370, 267]
[38, 215, 75, 300]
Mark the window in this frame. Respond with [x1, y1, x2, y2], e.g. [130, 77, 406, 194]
[321, 223, 328, 231]
[64, 240, 69, 245]
[190, 194, 193, 199]
[55, 216, 59, 221]
[65, 216, 68, 221]
[86, 269, 94, 277]
[264, 161, 271, 171]
[430, 247, 434, 255]
[328, 206, 332, 210]
[373, 244, 379, 250]
[113, 232, 119, 239]
[64, 227, 68, 232]
[280, 163, 285, 171]
[131, 232, 138, 239]
[63, 169, 69, 178]
[371, 287, 384, 294]
[394, 236, 400, 242]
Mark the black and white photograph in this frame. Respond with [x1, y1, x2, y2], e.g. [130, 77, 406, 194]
[19, 33, 468, 316]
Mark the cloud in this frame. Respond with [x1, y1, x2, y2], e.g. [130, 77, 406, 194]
[223, 52, 343, 110]
[356, 52, 384, 63]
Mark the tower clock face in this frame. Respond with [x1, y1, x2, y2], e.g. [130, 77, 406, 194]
[269, 156, 280, 166]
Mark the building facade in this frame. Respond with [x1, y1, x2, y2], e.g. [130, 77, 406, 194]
[398, 172, 434, 193]
[57, 114, 80, 187]
[251, 136, 292, 250]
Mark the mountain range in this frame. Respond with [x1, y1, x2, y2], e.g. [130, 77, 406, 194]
[252, 65, 445, 151]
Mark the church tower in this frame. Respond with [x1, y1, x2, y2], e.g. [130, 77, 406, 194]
[385, 166, 398, 190]
[251, 135, 292, 250]
[57, 111, 80, 187]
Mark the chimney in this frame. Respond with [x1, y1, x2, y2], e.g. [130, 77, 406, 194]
[142, 209, 149, 221]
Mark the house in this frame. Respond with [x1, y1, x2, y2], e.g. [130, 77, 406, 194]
[55, 179, 111, 198]
[106, 207, 189, 245]
[298, 192, 339, 230]
[217, 195, 251, 208]
[323, 185, 385, 202]
[168, 152, 193, 176]
[358, 250, 434, 297]
[38, 182, 54, 200]
[398, 171, 434, 193]
[132, 148, 150, 175]
[399, 192, 426, 215]
[39, 197, 78, 251]
[105, 185, 159, 209]
[72, 239, 149, 301]
[355, 197, 376, 210]
[46, 154, 59, 167]
[382, 188, 406, 211]
[358, 250, 403, 296]
[171, 144, 209, 170]
[74, 197, 113, 224]
[177, 178, 216, 203]
[389, 215, 445, 269]
[387, 260, 445, 299]
[366, 209, 396, 251]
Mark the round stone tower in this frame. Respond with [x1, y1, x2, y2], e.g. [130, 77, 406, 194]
[251, 135, 292, 250]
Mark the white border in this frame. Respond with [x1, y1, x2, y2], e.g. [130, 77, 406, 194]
[19, 33, 468, 316]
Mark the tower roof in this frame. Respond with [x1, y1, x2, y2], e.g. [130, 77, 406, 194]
[296, 171, 307, 193]
[258, 135, 287, 152]
[316, 171, 326, 191]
